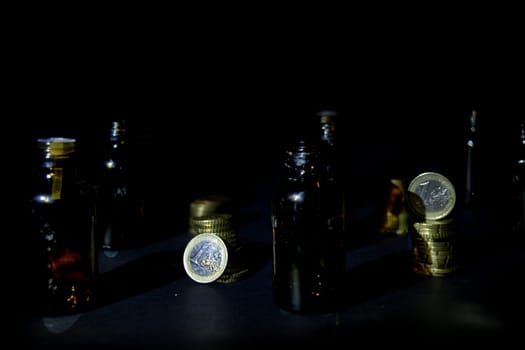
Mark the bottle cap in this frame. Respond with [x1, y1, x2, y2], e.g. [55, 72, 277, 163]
[37, 137, 76, 157]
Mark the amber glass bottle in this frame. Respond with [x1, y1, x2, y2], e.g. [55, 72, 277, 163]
[28, 137, 97, 316]
[271, 140, 346, 313]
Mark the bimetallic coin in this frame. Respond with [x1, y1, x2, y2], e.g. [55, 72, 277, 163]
[183, 233, 229, 283]
[407, 172, 456, 220]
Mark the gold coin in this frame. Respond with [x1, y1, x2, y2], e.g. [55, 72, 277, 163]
[216, 265, 250, 284]
[413, 262, 457, 276]
[188, 195, 229, 234]
[407, 172, 456, 220]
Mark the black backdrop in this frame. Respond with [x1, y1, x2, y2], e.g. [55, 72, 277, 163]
[16, 21, 523, 237]
[21, 68, 519, 209]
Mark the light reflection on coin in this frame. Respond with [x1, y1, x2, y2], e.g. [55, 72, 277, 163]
[183, 233, 228, 283]
[407, 172, 456, 220]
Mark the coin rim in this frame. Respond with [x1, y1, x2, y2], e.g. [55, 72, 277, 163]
[183, 233, 229, 284]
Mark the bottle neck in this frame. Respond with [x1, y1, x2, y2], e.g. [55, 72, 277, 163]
[518, 121, 525, 163]
[105, 120, 128, 170]
[284, 141, 320, 182]
[515, 121, 525, 181]
[317, 110, 337, 148]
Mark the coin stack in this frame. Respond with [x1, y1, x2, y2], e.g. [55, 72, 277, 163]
[188, 195, 229, 235]
[190, 213, 249, 283]
[407, 172, 458, 277]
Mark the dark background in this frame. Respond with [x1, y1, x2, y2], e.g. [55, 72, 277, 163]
[11, 8, 525, 348]
[14, 8, 524, 236]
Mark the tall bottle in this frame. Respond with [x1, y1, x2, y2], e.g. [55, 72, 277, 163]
[511, 120, 525, 236]
[97, 119, 144, 257]
[465, 110, 477, 208]
[317, 110, 338, 182]
[315, 110, 346, 233]
[28, 137, 97, 316]
[271, 140, 346, 313]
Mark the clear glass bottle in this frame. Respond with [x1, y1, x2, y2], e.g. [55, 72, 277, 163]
[271, 140, 346, 313]
[28, 137, 97, 316]
[97, 119, 144, 257]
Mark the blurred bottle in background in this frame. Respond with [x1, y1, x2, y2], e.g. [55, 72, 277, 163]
[465, 110, 477, 209]
[511, 120, 525, 236]
[96, 119, 145, 258]
[315, 109, 348, 245]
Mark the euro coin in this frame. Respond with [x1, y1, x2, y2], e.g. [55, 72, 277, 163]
[407, 172, 456, 220]
[183, 233, 229, 283]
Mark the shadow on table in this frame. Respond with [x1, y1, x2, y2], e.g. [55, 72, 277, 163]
[343, 249, 424, 307]
[95, 240, 272, 308]
[96, 248, 186, 308]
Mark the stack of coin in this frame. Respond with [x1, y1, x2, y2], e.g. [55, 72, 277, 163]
[192, 214, 238, 249]
[411, 219, 457, 276]
[407, 172, 457, 277]
[190, 213, 249, 283]
[215, 251, 250, 284]
[188, 195, 229, 235]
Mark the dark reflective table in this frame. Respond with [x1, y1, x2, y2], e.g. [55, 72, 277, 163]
[16, 176, 525, 349]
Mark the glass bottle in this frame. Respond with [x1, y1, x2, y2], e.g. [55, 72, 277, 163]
[317, 110, 338, 181]
[28, 137, 97, 316]
[511, 120, 525, 235]
[97, 119, 144, 257]
[465, 110, 477, 208]
[315, 109, 347, 238]
[271, 140, 346, 313]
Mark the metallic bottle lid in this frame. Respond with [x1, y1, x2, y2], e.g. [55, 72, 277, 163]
[37, 137, 76, 157]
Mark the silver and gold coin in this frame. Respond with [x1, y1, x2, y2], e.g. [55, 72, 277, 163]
[183, 233, 229, 283]
[407, 172, 456, 220]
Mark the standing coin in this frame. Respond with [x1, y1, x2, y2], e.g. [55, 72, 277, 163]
[183, 233, 229, 283]
[407, 172, 456, 220]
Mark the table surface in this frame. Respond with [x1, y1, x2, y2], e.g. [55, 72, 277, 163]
[16, 178, 525, 349]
